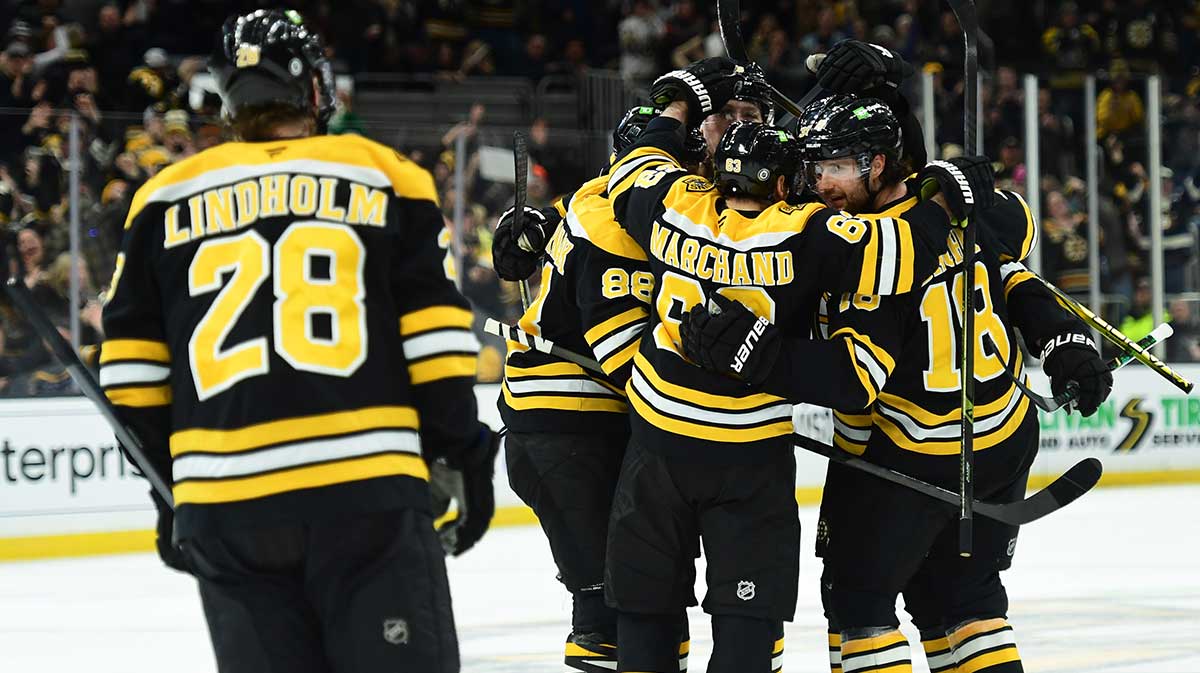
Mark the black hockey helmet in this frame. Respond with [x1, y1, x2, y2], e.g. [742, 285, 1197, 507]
[682, 125, 707, 167]
[209, 9, 336, 127]
[612, 105, 662, 154]
[732, 62, 775, 124]
[713, 121, 798, 200]
[795, 94, 902, 193]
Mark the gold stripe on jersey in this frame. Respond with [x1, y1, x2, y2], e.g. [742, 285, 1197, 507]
[633, 352, 787, 410]
[857, 215, 917, 296]
[399, 305, 474, 335]
[565, 197, 647, 260]
[409, 355, 477, 384]
[99, 339, 171, 364]
[170, 405, 419, 456]
[585, 306, 649, 375]
[1000, 261, 1037, 298]
[502, 360, 627, 413]
[105, 384, 172, 407]
[126, 135, 437, 227]
[873, 386, 1030, 455]
[997, 191, 1037, 262]
[607, 146, 679, 200]
[628, 356, 794, 444]
[584, 307, 647, 345]
[833, 410, 872, 455]
[173, 453, 428, 505]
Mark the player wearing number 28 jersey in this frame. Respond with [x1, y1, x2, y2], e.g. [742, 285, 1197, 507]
[101, 10, 495, 672]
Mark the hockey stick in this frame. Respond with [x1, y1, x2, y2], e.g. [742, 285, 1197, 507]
[716, 0, 819, 121]
[512, 131, 532, 310]
[793, 434, 1102, 526]
[483, 318, 603, 373]
[992, 323, 1172, 413]
[1035, 276, 1193, 394]
[949, 0, 980, 557]
[487, 319, 1101, 524]
[3, 278, 174, 508]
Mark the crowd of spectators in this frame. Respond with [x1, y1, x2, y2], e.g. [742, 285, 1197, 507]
[2, 0, 1200, 399]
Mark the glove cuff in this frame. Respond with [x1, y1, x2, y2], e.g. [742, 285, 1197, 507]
[1041, 332, 1098, 361]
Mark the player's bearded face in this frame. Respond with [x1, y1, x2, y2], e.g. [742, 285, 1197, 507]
[701, 100, 764, 156]
[808, 157, 871, 213]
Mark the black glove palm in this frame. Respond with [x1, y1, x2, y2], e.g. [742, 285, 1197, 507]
[651, 57, 745, 125]
[493, 205, 557, 281]
[918, 156, 996, 224]
[813, 40, 914, 95]
[1041, 332, 1113, 416]
[679, 294, 781, 386]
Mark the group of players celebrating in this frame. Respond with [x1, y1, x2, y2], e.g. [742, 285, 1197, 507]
[94, 7, 1115, 672]
[493, 42, 1114, 673]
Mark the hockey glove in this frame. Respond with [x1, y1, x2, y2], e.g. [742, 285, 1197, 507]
[1040, 332, 1113, 416]
[150, 489, 190, 574]
[810, 40, 914, 95]
[493, 205, 558, 281]
[651, 57, 746, 126]
[679, 294, 781, 386]
[429, 427, 501, 556]
[918, 156, 996, 225]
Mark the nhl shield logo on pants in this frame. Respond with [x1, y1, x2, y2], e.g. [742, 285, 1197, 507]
[383, 618, 410, 645]
[736, 580, 756, 601]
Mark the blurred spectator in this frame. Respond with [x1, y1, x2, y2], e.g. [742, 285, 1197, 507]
[1119, 276, 1156, 342]
[1167, 298, 1200, 361]
[993, 136, 1028, 194]
[618, 0, 664, 85]
[16, 224, 46, 289]
[1096, 60, 1144, 141]
[1102, 0, 1177, 74]
[1041, 1, 1102, 89]
[798, 6, 847, 61]
[1041, 189, 1091, 298]
[1036, 86, 1077, 179]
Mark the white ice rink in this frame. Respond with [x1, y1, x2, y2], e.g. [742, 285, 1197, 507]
[2, 484, 1198, 672]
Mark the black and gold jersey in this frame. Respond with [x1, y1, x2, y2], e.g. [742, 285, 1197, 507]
[101, 134, 481, 538]
[498, 173, 651, 434]
[827, 185, 1073, 487]
[607, 119, 956, 462]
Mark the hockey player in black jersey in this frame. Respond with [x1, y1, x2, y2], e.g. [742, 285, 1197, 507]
[681, 91, 1112, 673]
[100, 10, 497, 672]
[492, 106, 693, 673]
[598, 56, 996, 673]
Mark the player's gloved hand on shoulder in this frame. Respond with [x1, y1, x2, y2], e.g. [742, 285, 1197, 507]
[918, 156, 996, 225]
[808, 40, 914, 95]
[493, 205, 558, 281]
[651, 57, 746, 126]
[150, 489, 190, 574]
[1040, 332, 1113, 416]
[429, 426, 501, 556]
[679, 294, 781, 386]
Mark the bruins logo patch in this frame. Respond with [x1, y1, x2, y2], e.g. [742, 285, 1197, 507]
[683, 176, 714, 192]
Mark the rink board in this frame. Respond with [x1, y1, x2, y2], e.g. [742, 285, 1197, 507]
[1, 365, 1197, 560]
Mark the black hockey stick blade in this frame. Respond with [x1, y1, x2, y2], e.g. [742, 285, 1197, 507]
[980, 457, 1103, 525]
[483, 318, 603, 374]
[794, 433, 1101, 526]
[512, 131, 532, 308]
[3, 279, 174, 508]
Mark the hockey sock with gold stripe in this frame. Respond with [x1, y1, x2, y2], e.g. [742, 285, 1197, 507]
[828, 631, 843, 673]
[771, 621, 785, 673]
[840, 629, 912, 673]
[920, 631, 956, 673]
[947, 619, 1022, 673]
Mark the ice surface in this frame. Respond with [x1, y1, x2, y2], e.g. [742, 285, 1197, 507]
[2, 484, 1198, 672]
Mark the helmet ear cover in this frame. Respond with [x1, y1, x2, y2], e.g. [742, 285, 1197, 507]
[210, 9, 336, 128]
